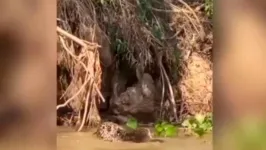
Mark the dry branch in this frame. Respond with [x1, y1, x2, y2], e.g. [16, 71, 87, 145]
[56, 26, 105, 112]
[57, 26, 101, 49]
[157, 51, 178, 122]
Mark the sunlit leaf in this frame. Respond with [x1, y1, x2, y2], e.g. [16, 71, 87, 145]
[195, 113, 205, 124]
[126, 117, 138, 130]
[165, 127, 175, 137]
[167, 126, 178, 137]
[156, 126, 164, 133]
[193, 127, 206, 137]
[161, 121, 168, 126]
[163, 124, 174, 130]
[182, 119, 190, 127]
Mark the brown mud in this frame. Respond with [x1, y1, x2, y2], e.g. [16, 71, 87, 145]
[57, 127, 212, 150]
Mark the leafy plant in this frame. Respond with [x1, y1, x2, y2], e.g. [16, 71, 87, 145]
[182, 113, 213, 137]
[137, 0, 165, 41]
[152, 24, 164, 40]
[204, 0, 213, 18]
[155, 121, 178, 137]
[115, 39, 128, 55]
[126, 117, 138, 130]
[137, 0, 153, 24]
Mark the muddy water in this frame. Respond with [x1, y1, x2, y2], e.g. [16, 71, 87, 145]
[57, 127, 212, 150]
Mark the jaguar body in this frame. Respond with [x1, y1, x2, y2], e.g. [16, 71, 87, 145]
[94, 121, 152, 143]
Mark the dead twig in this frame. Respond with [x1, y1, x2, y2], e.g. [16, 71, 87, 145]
[57, 26, 101, 49]
[56, 77, 91, 110]
[167, 1, 205, 39]
[77, 80, 93, 132]
[176, 0, 201, 24]
[157, 51, 166, 119]
[162, 62, 178, 122]
[157, 51, 178, 122]
[56, 27, 105, 111]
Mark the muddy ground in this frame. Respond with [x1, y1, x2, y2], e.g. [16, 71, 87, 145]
[57, 127, 212, 150]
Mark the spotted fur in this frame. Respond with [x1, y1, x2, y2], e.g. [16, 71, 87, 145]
[94, 121, 152, 143]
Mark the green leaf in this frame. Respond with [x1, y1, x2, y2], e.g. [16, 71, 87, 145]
[156, 126, 164, 133]
[208, 126, 213, 132]
[205, 114, 213, 123]
[195, 114, 205, 124]
[160, 131, 166, 137]
[165, 128, 174, 137]
[192, 123, 198, 129]
[189, 117, 197, 125]
[126, 118, 138, 130]
[161, 121, 168, 126]
[154, 121, 178, 137]
[165, 126, 177, 137]
[155, 122, 161, 129]
[180, 114, 213, 137]
[206, 121, 213, 128]
[193, 127, 206, 137]
[199, 123, 209, 132]
[155, 130, 161, 136]
[163, 124, 174, 130]
[182, 119, 190, 127]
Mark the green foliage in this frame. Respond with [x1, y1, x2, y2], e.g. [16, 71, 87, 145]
[126, 117, 138, 130]
[137, 0, 165, 41]
[126, 118, 178, 137]
[137, 0, 153, 24]
[152, 24, 164, 40]
[114, 39, 128, 55]
[155, 121, 178, 137]
[108, 25, 130, 64]
[204, 0, 213, 18]
[126, 115, 212, 138]
[182, 113, 213, 137]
